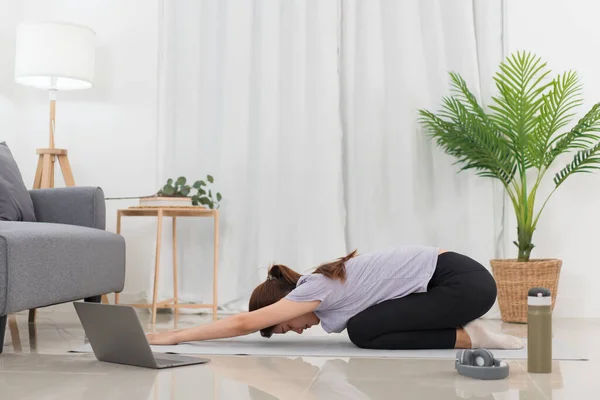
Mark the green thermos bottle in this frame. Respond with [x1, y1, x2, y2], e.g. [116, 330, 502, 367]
[527, 287, 552, 373]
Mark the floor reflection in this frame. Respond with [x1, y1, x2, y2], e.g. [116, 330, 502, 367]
[208, 356, 565, 400]
[8, 312, 41, 354]
[0, 354, 159, 400]
[8, 315, 23, 353]
[209, 357, 320, 399]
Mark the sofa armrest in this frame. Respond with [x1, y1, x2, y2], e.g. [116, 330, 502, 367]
[28, 187, 106, 230]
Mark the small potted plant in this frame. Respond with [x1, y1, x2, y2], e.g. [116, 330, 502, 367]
[119, 175, 222, 209]
[156, 175, 222, 209]
[419, 51, 600, 322]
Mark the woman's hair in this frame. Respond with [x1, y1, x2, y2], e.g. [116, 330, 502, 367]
[249, 249, 357, 338]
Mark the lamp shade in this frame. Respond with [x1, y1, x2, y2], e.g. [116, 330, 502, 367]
[15, 22, 95, 91]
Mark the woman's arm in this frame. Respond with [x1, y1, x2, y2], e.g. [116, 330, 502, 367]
[147, 299, 320, 345]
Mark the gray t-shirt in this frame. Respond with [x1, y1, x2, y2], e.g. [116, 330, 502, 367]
[285, 245, 439, 333]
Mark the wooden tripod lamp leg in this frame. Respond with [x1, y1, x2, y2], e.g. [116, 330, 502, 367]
[50, 156, 56, 187]
[33, 156, 44, 189]
[58, 155, 75, 187]
[40, 154, 52, 189]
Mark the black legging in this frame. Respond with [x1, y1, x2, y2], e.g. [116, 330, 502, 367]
[346, 252, 497, 349]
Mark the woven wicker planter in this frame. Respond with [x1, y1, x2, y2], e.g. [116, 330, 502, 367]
[490, 259, 562, 323]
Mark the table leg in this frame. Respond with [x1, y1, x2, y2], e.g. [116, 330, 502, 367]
[115, 211, 122, 305]
[152, 210, 164, 325]
[172, 217, 179, 320]
[212, 210, 219, 321]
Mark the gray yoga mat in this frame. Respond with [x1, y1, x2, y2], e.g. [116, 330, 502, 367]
[71, 332, 588, 361]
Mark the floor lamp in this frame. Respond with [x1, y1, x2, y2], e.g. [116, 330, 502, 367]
[14, 22, 99, 323]
[14, 21, 96, 189]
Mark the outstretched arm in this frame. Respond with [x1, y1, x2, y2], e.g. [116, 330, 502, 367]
[147, 299, 320, 345]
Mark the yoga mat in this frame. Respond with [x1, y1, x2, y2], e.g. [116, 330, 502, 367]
[71, 333, 588, 361]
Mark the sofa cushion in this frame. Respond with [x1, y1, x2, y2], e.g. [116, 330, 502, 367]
[0, 221, 125, 314]
[0, 142, 36, 222]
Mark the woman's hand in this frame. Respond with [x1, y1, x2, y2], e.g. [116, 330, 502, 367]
[146, 331, 180, 346]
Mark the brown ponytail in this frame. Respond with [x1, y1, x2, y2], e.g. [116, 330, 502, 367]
[312, 249, 357, 282]
[268, 264, 302, 285]
[249, 264, 301, 312]
[248, 250, 358, 338]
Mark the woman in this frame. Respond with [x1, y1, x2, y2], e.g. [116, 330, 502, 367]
[147, 246, 523, 350]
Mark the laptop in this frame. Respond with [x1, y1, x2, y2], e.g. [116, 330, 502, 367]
[74, 302, 210, 369]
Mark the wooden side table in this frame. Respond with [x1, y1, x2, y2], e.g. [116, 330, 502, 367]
[115, 207, 219, 324]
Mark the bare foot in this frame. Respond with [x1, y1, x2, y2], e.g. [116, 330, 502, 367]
[463, 320, 523, 349]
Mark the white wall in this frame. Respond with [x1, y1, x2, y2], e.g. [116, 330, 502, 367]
[505, 0, 600, 317]
[0, 1, 22, 146]
[3, 0, 599, 316]
[1, 0, 161, 301]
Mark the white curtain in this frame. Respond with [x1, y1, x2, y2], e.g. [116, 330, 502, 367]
[341, 0, 504, 263]
[155, 0, 504, 311]
[155, 0, 347, 308]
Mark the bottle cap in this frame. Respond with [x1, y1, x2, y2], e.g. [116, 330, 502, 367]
[528, 287, 552, 306]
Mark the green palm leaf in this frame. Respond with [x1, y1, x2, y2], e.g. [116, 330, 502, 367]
[419, 98, 516, 187]
[554, 142, 600, 187]
[448, 73, 491, 123]
[528, 71, 582, 168]
[547, 102, 600, 164]
[489, 52, 553, 169]
[418, 50, 600, 262]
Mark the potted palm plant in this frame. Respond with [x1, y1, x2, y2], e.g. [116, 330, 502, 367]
[419, 51, 600, 323]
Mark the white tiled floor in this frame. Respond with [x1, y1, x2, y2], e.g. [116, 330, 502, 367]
[0, 305, 598, 399]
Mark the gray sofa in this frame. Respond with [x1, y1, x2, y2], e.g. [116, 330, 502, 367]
[0, 187, 125, 353]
